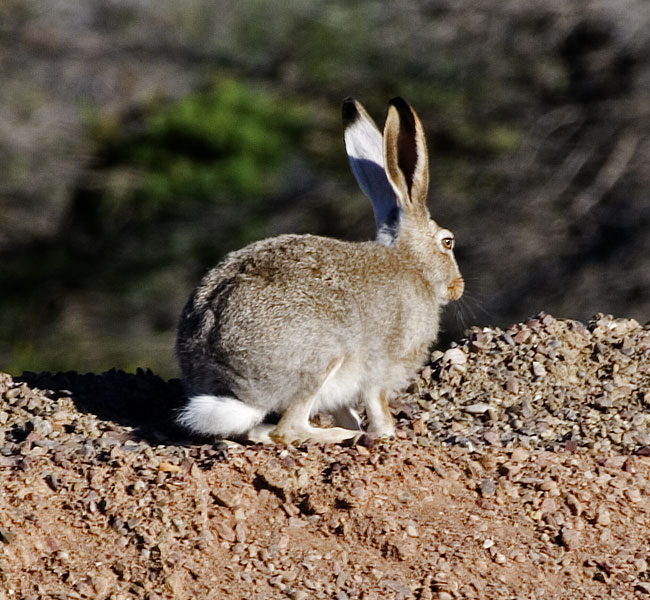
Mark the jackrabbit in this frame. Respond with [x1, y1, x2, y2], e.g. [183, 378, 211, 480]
[175, 97, 464, 444]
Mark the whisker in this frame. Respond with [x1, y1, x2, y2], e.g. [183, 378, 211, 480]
[454, 298, 471, 331]
[451, 291, 496, 337]
[463, 293, 494, 320]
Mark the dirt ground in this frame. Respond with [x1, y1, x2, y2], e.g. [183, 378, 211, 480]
[1, 313, 649, 599]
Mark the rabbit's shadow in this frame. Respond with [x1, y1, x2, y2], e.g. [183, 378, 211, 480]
[17, 369, 194, 445]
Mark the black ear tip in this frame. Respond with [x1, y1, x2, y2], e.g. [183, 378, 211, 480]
[342, 97, 359, 126]
[388, 97, 409, 111]
[387, 97, 416, 129]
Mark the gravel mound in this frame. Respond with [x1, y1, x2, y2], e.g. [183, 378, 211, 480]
[405, 312, 650, 455]
[2, 313, 648, 460]
[1, 313, 649, 599]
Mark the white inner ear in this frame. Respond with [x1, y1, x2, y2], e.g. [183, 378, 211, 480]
[344, 115, 384, 167]
[345, 114, 397, 234]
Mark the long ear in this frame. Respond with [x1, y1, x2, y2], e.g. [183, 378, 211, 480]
[383, 97, 429, 213]
[342, 97, 399, 241]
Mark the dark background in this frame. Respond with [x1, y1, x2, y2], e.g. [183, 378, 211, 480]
[1, 0, 649, 377]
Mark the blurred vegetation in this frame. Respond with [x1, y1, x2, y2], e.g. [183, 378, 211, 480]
[90, 79, 307, 208]
[2, 78, 312, 374]
[1, 0, 649, 376]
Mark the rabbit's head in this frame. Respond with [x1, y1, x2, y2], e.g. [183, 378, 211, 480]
[384, 97, 464, 304]
[344, 96, 464, 304]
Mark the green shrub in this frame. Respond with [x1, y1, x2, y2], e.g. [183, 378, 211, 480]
[90, 78, 308, 217]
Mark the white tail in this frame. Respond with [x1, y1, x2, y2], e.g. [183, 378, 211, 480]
[177, 394, 266, 437]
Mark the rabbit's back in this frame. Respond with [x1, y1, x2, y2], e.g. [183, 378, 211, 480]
[177, 233, 440, 413]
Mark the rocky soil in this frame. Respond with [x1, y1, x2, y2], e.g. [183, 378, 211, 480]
[1, 313, 649, 599]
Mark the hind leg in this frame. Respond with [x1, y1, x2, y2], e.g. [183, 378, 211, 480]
[270, 358, 361, 445]
[271, 399, 360, 444]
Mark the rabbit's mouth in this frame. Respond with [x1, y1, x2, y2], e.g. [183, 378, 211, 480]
[447, 277, 465, 302]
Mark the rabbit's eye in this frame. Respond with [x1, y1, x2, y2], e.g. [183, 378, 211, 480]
[442, 237, 454, 250]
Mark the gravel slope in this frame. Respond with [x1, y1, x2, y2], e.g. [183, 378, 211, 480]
[1, 313, 649, 599]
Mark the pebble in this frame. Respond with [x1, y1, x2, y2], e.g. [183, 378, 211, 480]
[559, 527, 581, 550]
[596, 508, 611, 527]
[510, 448, 529, 463]
[158, 461, 181, 473]
[442, 348, 466, 365]
[635, 559, 649, 573]
[626, 488, 642, 502]
[531, 362, 546, 379]
[482, 431, 501, 447]
[479, 479, 497, 497]
[235, 522, 248, 543]
[539, 479, 557, 493]
[464, 403, 491, 415]
[565, 494, 583, 516]
[505, 376, 520, 394]
[0, 528, 15, 544]
[2, 313, 646, 480]
[636, 582, 650, 595]
[540, 497, 557, 514]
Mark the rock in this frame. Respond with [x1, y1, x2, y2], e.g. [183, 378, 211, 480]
[626, 487, 642, 502]
[0, 529, 15, 544]
[158, 461, 181, 473]
[513, 329, 531, 344]
[565, 494, 583, 516]
[234, 522, 248, 543]
[635, 582, 650, 595]
[44, 473, 60, 492]
[510, 448, 529, 463]
[540, 497, 557, 514]
[559, 527, 581, 550]
[505, 376, 520, 394]
[482, 431, 501, 447]
[479, 479, 497, 497]
[443, 348, 467, 365]
[464, 403, 491, 415]
[596, 508, 611, 526]
[531, 362, 546, 379]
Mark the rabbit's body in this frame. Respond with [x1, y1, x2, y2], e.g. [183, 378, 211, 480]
[176, 97, 464, 444]
[178, 233, 440, 424]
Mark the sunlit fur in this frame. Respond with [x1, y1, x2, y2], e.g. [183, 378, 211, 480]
[176, 97, 464, 444]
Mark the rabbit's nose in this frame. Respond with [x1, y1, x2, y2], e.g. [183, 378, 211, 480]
[447, 276, 465, 301]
